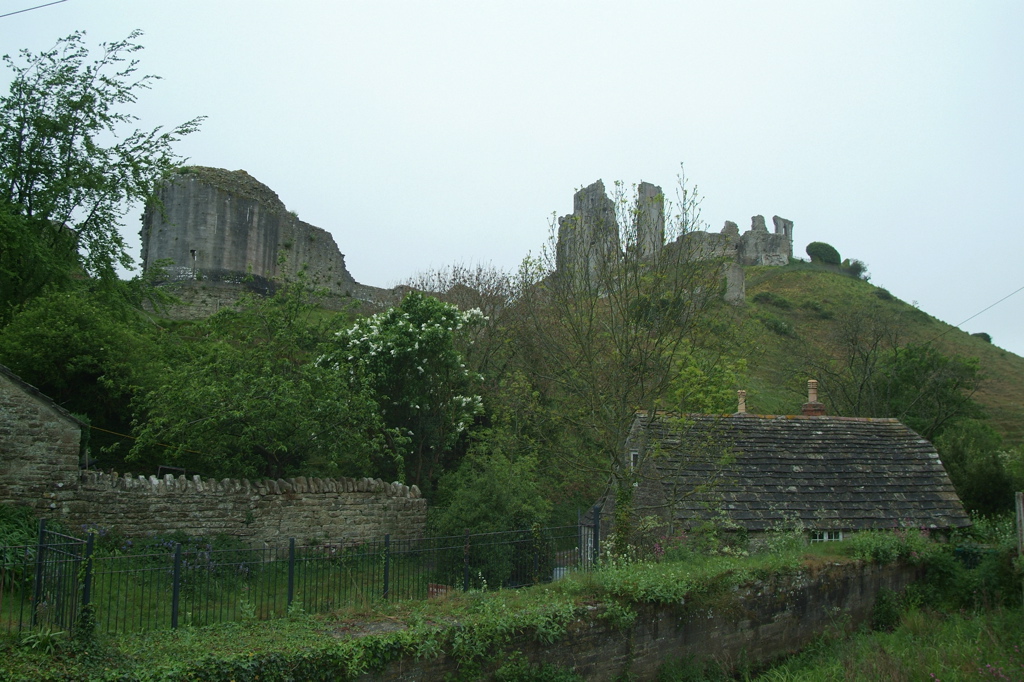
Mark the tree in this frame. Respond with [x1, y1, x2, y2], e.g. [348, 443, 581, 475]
[319, 291, 486, 493]
[129, 281, 394, 480]
[806, 241, 841, 265]
[935, 420, 1014, 515]
[806, 303, 984, 440]
[0, 31, 202, 318]
[510, 170, 726, 550]
[0, 286, 164, 464]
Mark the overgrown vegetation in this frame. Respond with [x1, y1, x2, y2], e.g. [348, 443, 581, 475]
[1, 520, 1020, 681]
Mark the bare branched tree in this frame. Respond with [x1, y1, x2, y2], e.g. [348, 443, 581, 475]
[510, 168, 729, 548]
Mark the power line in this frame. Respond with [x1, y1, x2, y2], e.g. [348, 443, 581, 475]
[927, 282, 1024, 345]
[0, 0, 69, 19]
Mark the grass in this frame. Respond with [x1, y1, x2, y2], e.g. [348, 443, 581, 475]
[739, 263, 1024, 445]
[0, 542, 848, 680]
[741, 606, 1024, 682]
[1, 524, 1017, 680]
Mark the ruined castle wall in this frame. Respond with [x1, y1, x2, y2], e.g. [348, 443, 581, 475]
[142, 168, 357, 296]
[737, 230, 791, 266]
[53, 472, 427, 545]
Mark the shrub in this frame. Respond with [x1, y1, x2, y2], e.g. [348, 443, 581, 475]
[873, 288, 894, 301]
[971, 332, 992, 344]
[752, 291, 792, 309]
[871, 588, 902, 631]
[799, 300, 833, 319]
[805, 241, 841, 265]
[844, 258, 869, 280]
[761, 315, 794, 337]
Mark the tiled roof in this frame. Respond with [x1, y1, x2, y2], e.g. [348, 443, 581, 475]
[632, 413, 970, 532]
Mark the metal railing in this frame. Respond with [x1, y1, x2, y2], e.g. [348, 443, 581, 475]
[0, 511, 603, 635]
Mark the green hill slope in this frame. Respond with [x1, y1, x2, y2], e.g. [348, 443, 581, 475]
[732, 263, 1024, 446]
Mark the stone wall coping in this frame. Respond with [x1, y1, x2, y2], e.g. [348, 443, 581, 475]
[78, 471, 422, 499]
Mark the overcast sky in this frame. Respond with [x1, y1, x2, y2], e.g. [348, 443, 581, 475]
[4, 1, 1024, 357]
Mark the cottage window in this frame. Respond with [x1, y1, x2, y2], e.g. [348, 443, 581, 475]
[629, 450, 639, 471]
[810, 530, 843, 543]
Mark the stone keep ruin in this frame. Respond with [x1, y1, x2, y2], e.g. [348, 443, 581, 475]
[141, 169, 794, 313]
[142, 167, 364, 297]
[556, 180, 794, 283]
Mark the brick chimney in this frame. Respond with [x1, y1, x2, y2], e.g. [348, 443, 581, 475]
[801, 379, 826, 416]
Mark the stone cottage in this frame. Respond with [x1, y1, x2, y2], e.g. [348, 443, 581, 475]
[0, 363, 83, 510]
[605, 383, 970, 541]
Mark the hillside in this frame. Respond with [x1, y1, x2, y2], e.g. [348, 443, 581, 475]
[733, 263, 1024, 446]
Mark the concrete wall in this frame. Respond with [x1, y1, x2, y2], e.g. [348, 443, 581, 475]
[0, 369, 81, 510]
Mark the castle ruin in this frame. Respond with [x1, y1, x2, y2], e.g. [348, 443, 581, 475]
[555, 180, 793, 301]
[142, 167, 392, 298]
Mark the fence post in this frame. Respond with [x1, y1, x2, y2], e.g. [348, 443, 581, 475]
[592, 504, 602, 567]
[463, 529, 470, 592]
[1016, 491, 1023, 608]
[81, 532, 94, 608]
[287, 538, 295, 608]
[170, 543, 182, 629]
[383, 534, 391, 600]
[31, 518, 47, 627]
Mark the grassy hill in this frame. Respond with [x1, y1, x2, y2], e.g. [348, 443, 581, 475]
[730, 262, 1024, 446]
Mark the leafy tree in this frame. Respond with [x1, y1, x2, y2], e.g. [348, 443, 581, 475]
[130, 282, 394, 479]
[935, 419, 1014, 515]
[509, 171, 725, 551]
[806, 241, 841, 265]
[320, 291, 485, 492]
[878, 343, 984, 440]
[0, 30, 202, 318]
[807, 304, 983, 440]
[0, 286, 163, 463]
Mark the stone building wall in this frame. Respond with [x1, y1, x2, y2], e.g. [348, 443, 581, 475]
[53, 472, 426, 545]
[141, 167, 358, 296]
[0, 366, 81, 510]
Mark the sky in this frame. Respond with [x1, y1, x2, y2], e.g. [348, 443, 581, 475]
[3, 1, 1024, 357]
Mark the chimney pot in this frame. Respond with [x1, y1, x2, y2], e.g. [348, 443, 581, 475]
[802, 379, 826, 416]
[737, 390, 747, 414]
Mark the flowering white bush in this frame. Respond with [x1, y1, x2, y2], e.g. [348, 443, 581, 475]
[320, 292, 486, 490]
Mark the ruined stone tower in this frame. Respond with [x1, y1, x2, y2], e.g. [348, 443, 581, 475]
[555, 180, 620, 281]
[141, 167, 358, 295]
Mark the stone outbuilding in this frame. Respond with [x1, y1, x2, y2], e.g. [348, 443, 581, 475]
[0, 364, 83, 510]
[605, 386, 971, 541]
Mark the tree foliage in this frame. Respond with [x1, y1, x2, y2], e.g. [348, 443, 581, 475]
[806, 241, 841, 265]
[0, 30, 202, 317]
[320, 291, 485, 491]
[808, 304, 983, 440]
[510, 172, 726, 548]
[130, 282, 393, 480]
[935, 420, 1015, 515]
[0, 287, 162, 461]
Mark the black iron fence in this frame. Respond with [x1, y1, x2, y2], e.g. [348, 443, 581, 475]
[0, 512, 602, 635]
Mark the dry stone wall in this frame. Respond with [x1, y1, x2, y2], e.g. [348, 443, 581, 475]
[53, 472, 426, 545]
[2, 363, 426, 547]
